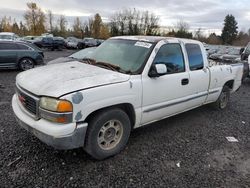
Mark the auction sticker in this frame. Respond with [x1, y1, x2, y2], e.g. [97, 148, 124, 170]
[134, 41, 152, 48]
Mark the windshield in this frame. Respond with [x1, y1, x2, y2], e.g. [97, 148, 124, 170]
[70, 47, 96, 59]
[0, 35, 13, 40]
[89, 39, 154, 73]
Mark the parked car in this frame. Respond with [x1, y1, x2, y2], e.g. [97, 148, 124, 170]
[41, 33, 53, 38]
[33, 37, 64, 51]
[53, 37, 66, 48]
[65, 37, 81, 49]
[221, 48, 241, 63]
[48, 47, 96, 64]
[0, 32, 20, 41]
[21, 36, 37, 43]
[209, 48, 230, 61]
[0, 41, 44, 70]
[77, 38, 98, 49]
[12, 36, 243, 160]
[96, 39, 105, 46]
[206, 48, 218, 57]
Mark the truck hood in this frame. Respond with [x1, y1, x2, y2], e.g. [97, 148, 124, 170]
[16, 61, 130, 97]
[47, 57, 74, 65]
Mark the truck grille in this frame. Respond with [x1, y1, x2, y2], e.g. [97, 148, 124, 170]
[16, 85, 39, 117]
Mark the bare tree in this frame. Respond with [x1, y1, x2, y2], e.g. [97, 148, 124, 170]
[109, 8, 160, 36]
[174, 20, 192, 38]
[176, 20, 189, 32]
[207, 33, 222, 45]
[47, 10, 54, 32]
[73, 17, 83, 38]
[24, 2, 46, 35]
[58, 15, 67, 37]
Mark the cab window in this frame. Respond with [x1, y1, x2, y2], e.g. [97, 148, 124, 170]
[0, 43, 18, 50]
[17, 44, 30, 50]
[186, 44, 204, 71]
[153, 43, 185, 74]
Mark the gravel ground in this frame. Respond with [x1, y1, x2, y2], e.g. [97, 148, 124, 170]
[0, 50, 250, 188]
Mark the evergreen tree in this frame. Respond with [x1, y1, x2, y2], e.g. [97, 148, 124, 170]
[221, 14, 238, 45]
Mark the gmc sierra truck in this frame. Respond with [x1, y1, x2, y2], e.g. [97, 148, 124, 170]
[12, 36, 243, 160]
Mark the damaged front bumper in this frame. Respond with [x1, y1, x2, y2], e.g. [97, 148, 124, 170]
[12, 94, 88, 150]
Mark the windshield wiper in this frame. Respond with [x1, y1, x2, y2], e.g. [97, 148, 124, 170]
[95, 61, 121, 71]
[81, 58, 96, 65]
[81, 58, 132, 74]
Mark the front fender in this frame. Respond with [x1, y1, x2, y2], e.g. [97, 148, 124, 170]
[60, 78, 142, 125]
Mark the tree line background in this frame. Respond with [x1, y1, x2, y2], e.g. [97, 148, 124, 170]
[0, 2, 248, 46]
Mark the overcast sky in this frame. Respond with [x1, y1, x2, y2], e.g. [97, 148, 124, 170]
[1, 0, 250, 35]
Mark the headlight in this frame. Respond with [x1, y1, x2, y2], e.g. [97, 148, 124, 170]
[39, 97, 73, 123]
[40, 97, 73, 112]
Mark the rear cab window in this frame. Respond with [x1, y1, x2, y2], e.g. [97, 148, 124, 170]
[185, 43, 204, 71]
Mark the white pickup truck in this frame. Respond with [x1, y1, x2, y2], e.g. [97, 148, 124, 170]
[12, 36, 243, 160]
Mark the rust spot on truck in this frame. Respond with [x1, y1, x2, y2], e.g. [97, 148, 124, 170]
[72, 92, 83, 104]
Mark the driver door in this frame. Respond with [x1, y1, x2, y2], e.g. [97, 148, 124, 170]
[141, 43, 193, 124]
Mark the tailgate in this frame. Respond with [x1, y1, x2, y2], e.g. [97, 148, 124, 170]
[230, 63, 244, 91]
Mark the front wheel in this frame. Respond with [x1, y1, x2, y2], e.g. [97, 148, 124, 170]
[213, 86, 230, 109]
[84, 108, 131, 160]
[18, 58, 35, 71]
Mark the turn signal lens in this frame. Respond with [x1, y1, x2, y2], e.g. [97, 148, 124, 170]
[55, 117, 67, 123]
[57, 101, 73, 112]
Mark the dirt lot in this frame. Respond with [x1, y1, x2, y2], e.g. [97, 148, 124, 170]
[0, 50, 250, 187]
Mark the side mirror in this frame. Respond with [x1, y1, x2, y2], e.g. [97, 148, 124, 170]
[148, 63, 167, 78]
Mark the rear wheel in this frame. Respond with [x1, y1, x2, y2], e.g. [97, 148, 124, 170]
[18, 58, 34, 71]
[213, 86, 230, 109]
[84, 108, 131, 160]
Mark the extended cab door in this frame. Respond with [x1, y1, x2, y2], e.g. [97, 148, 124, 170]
[185, 43, 210, 107]
[141, 42, 193, 125]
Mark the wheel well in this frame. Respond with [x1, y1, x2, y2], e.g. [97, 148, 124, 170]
[19, 57, 35, 64]
[224, 80, 234, 89]
[85, 103, 136, 129]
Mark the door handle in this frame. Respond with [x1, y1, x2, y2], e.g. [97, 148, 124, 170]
[181, 78, 189, 85]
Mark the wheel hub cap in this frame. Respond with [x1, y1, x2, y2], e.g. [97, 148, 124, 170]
[97, 120, 123, 150]
[21, 59, 33, 70]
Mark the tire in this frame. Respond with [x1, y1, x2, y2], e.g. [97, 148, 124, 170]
[212, 86, 230, 109]
[18, 58, 35, 71]
[84, 108, 131, 160]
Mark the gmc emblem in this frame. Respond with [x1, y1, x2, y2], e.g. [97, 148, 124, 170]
[18, 94, 26, 105]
